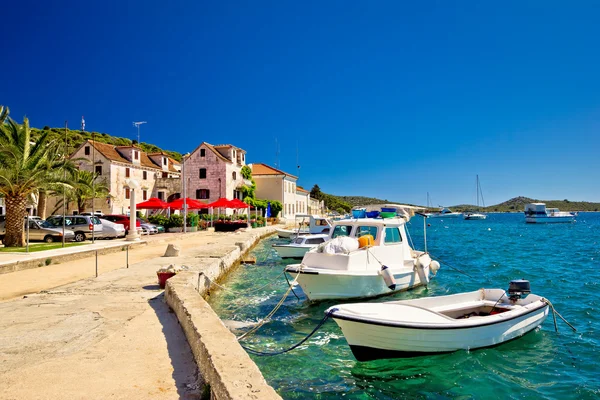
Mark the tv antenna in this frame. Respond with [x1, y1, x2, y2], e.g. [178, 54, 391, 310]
[132, 121, 147, 144]
[274, 138, 280, 168]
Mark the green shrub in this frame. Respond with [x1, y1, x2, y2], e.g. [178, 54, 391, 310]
[148, 214, 168, 226]
[186, 213, 199, 227]
[166, 214, 184, 228]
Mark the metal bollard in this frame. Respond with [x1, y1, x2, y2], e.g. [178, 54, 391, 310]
[95, 250, 98, 277]
[126, 246, 129, 268]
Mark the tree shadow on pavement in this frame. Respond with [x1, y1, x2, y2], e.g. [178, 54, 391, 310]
[148, 293, 202, 399]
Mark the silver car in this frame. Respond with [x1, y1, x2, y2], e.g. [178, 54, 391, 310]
[46, 215, 103, 242]
[0, 218, 75, 243]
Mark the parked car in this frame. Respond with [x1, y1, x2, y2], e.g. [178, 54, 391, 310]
[140, 219, 164, 233]
[102, 215, 142, 235]
[140, 222, 159, 235]
[0, 218, 75, 243]
[98, 218, 126, 239]
[45, 215, 103, 242]
[81, 211, 105, 217]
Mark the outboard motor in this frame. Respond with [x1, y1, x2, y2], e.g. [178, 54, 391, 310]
[508, 279, 531, 302]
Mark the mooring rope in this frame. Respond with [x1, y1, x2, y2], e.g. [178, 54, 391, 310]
[544, 298, 579, 369]
[236, 272, 301, 341]
[240, 308, 337, 356]
[427, 252, 475, 279]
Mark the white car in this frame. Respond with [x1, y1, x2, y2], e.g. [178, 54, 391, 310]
[98, 219, 126, 239]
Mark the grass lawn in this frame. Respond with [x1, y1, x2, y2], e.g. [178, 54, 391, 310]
[0, 242, 86, 253]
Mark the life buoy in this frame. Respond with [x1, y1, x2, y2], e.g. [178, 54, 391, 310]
[379, 265, 396, 290]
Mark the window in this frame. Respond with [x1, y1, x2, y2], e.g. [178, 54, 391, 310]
[384, 227, 402, 244]
[162, 172, 168, 178]
[143, 171, 147, 180]
[356, 226, 378, 239]
[200, 149, 205, 157]
[196, 189, 210, 199]
[163, 157, 167, 166]
[84, 146, 90, 155]
[134, 151, 139, 160]
[143, 190, 147, 200]
[157, 192, 165, 200]
[242, 154, 245, 162]
[332, 225, 353, 238]
[305, 237, 326, 245]
[199, 168, 206, 179]
[125, 167, 130, 178]
[95, 165, 102, 175]
[232, 172, 236, 180]
[125, 187, 130, 199]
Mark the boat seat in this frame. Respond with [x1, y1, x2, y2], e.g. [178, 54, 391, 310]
[430, 300, 486, 313]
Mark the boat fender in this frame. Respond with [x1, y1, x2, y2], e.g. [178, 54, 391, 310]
[379, 265, 396, 290]
[430, 260, 440, 276]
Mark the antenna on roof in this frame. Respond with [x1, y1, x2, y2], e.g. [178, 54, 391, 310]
[132, 121, 147, 144]
[296, 141, 300, 176]
[275, 138, 280, 168]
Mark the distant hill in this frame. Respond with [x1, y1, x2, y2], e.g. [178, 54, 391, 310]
[452, 196, 600, 212]
[30, 126, 183, 162]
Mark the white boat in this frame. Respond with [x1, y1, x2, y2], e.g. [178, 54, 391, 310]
[326, 280, 549, 361]
[524, 203, 576, 223]
[427, 207, 462, 218]
[285, 204, 439, 301]
[276, 214, 332, 238]
[464, 175, 487, 220]
[272, 234, 329, 259]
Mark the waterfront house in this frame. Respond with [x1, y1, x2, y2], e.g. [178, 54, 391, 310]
[183, 143, 250, 214]
[46, 139, 181, 215]
[250, 163, 301, 219]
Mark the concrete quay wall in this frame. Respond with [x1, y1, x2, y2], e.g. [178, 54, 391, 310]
[165, 228, 282, 400]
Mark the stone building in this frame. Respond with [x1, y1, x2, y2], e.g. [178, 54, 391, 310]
[250, 163, 300, 219]
[183, 143, 250, 213]
[46, 139, 181, 216]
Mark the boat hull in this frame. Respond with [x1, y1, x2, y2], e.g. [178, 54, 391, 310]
[331, 302, 549, 361]
[272, 245, 313, 259]
[525, 215, 575, 223]
[428, 212, 462, 218]
[276, 228, 308, 238]
[464, 213, 487, 220]
[286, 266, 429, 300]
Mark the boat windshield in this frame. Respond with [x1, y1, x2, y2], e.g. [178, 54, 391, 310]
[332, 225, 353, 238]
[292, 237, 304, 244]
[355, 226, 378, 239]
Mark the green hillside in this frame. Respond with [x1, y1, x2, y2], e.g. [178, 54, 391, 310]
[472, 196, 600, 212]
[30, 126, 183, 161]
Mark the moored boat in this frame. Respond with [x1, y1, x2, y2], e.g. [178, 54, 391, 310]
[326, 280, 549, 361]
[464, 175, 488, 220]
[276, 214, 332, 238]
[427, 207, 462, 218]
[272, 234, 328, 259]
[285, 204, 440, 301]
[524, 203, 575, 223]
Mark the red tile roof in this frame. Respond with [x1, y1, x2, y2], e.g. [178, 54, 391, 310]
[251, 163, 298, 179]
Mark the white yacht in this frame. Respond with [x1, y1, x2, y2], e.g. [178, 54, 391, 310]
[524, 203, 576, 223]
[272, 234, 328, 259]
[276, 214, 331, 238]
[427, 207, 462, 218]
[464, 175, 487, 220]
[285, 204, 440, 301]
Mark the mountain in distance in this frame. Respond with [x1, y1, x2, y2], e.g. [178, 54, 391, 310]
[452, 196, 600, 212]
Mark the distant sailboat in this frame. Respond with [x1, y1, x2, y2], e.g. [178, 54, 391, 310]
[464, 175, 487, 220]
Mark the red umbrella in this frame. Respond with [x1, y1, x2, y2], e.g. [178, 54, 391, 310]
[207, 197, 236, 208]
[168, 197, 209, 210]
[136, 197, 169, 209]
[229, 198, 250, 209]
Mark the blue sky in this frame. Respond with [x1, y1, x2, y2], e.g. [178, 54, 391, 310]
[2, 1, 599, 206]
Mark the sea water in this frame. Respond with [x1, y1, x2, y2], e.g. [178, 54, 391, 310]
[208, 213, 600, 399]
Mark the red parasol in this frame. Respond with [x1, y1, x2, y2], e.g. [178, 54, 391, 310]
[207, 197, 236, 208]
[136, 197, 169, 209]
[229, 198, 250, 209]
[167, 197, 209, 210]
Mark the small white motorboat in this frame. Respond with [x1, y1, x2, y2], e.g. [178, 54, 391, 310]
[272, 234, 329, 259]
[326, 280, 549, 361]
[524, 203, 576, 223]
[426, 207, 462, 218]
[276, 214, 332, 238]
[286, 204, 440, 301]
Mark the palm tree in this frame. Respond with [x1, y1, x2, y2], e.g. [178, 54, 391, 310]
[51, 169, 110, 215]
[0, 108, 71, 246]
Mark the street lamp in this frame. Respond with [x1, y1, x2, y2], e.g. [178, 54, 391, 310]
[125, 178, 141, 241]
[182, 153, 190, 233]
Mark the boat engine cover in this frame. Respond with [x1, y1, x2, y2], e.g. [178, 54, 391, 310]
[508, 279, 531, 298]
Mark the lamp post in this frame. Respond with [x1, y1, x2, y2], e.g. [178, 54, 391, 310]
[125, 178, 141, 241]
[182, 153, 190, 233]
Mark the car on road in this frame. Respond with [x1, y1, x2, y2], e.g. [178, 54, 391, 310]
[140, 219, 164, 233]
[140, 222, 159, 235]
[98, 218, 126, 239]
[0, 218, 75, 243]
[45, 215, 103, 242]
[102, 215, 142, 235]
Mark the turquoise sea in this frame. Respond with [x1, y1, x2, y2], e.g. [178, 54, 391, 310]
[208, 213, 600, 399]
